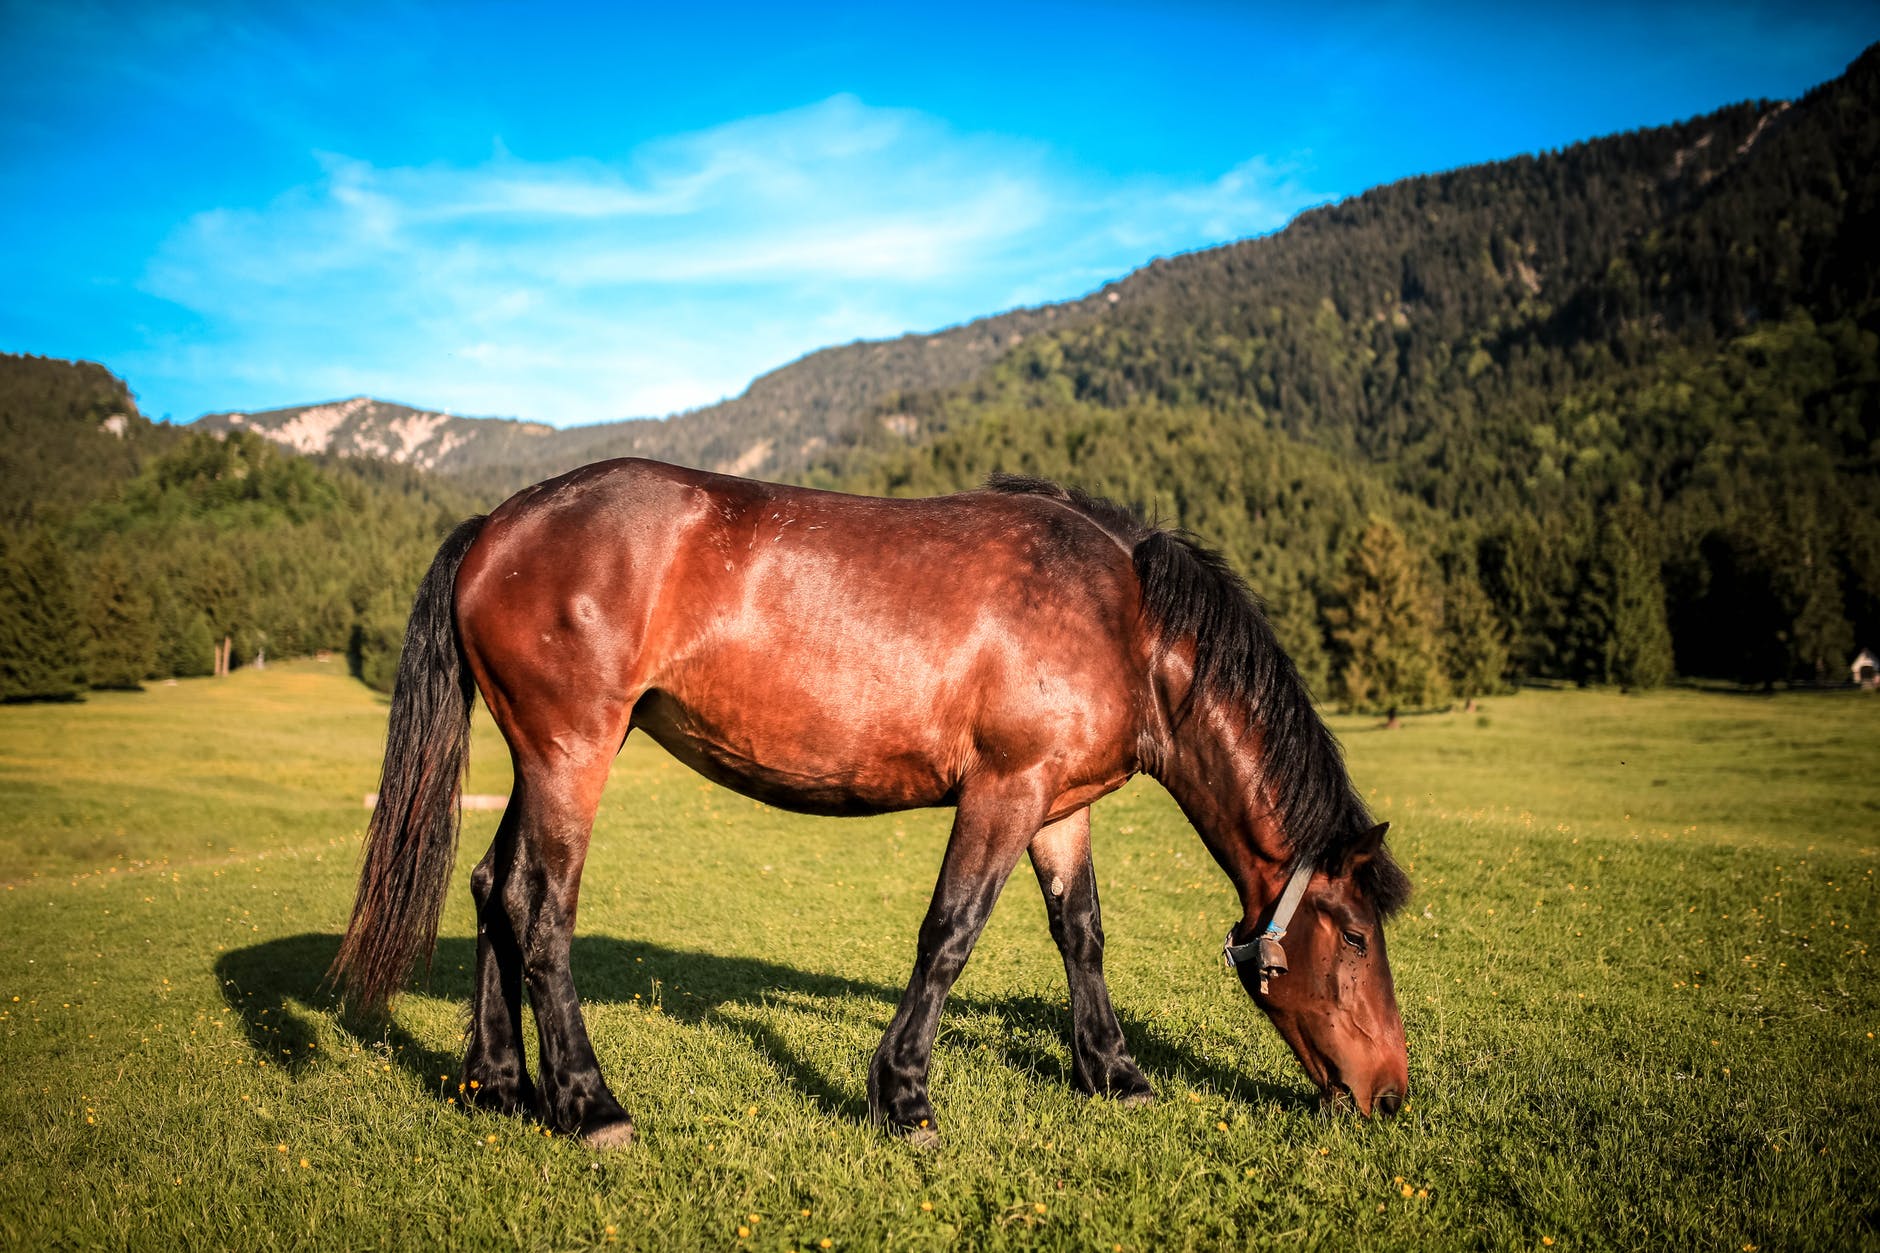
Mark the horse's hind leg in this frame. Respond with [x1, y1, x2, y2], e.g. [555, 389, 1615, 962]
[500, 738, 634, 1145]
[1028, 808, 1154, 1104]
[462, 810, 534, 1116]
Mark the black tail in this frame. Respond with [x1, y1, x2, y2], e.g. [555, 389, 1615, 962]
[330, 515, 488, 1011]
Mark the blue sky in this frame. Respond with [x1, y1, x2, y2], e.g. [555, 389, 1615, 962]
[2, 2, 1875, 426]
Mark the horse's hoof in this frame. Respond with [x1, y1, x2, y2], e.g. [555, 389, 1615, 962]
[903, 1124, 941, 1151]
[581, 1118, 637, 1149]
[1116, 1089, 1156, 1108]
[877, 1114, 941, 1150]
[463, 1081, 537, 1119]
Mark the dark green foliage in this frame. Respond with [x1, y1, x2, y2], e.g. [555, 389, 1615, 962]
[0, 527, 86, 701]
[0, 357, 476, 695]
[1440, 561, 1510, 702]
[159, 597, 216, 679]
[1325, 518, 1449, 713]
[0, 354, 177, 526]
[1569, 503, 1674, 689]
[348, 587, 406, 694]
[81, 549, 158, 689]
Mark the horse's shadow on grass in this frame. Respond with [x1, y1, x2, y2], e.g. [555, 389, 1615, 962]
[214, 933, 1306, 1123]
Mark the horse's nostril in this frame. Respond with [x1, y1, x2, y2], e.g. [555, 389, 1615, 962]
[1374, 1089, 1404, 1117]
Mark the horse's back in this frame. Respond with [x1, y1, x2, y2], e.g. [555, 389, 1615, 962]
[456, 459, 1150, 815]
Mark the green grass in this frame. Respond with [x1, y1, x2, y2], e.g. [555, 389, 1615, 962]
[2, 661, 1876, 1250]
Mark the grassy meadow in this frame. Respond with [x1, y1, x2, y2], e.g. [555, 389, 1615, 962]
[1, 660, 1876, 1250]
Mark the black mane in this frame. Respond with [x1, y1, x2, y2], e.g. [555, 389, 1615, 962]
[985, 473, 1410, 918]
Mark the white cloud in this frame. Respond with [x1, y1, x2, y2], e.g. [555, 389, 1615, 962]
[141, 96, 1324, 424]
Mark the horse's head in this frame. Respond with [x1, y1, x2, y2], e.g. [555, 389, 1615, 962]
[1229, 821, 1408, 1117]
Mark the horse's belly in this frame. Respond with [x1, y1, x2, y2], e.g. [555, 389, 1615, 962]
[629, 688, 955, 817]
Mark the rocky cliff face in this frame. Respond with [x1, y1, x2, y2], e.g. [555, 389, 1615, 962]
[193, 397, 556, 473]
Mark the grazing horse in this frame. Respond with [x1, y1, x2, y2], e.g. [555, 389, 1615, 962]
[333, 459, 1410, 1146]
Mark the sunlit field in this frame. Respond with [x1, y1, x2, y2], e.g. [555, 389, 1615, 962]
[1, 661, 1875, 1250]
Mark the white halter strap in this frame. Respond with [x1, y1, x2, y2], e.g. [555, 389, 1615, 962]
[1264, 861, 1316, 937]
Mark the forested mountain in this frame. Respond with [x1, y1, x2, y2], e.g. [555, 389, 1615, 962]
[1, 353, 181, 526]
[190, 293, 1117, 497]
[0, 358, 476, 699]
[5, 44, 1877, 702]
[810, 42, 1880, 693]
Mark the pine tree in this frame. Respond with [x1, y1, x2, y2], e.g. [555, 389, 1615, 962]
[81, 550, 158, 689]
[0, 526, 85, 701]
[1327, 517, 1449, 716]
[348, 586, 406, 693]
[1442, 565, 1510, 704]
[1571, 505, 1674, 688]
[1776, 505, 1855, 682]
[173, 611, 216, 678]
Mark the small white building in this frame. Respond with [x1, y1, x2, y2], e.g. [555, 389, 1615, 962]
[1854, 648, 1879, 688]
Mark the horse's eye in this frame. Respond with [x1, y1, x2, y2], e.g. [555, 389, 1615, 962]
[1341, 929, 1368, 954]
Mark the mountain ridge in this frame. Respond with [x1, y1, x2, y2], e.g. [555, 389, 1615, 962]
[189, 286, 1128, 493]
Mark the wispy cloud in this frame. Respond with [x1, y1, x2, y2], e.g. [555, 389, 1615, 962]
[140, 96, 1324, 423]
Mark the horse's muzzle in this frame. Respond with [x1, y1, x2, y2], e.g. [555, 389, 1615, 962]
[1320, 1080, 1405, 1118]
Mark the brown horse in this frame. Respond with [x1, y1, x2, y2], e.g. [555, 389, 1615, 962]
[333, 459, 1410, 1147]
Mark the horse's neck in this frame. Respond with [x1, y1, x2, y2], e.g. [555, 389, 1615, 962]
[1150, 695, 1289, 927]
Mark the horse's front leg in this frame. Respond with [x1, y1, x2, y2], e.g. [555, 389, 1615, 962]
[869, 780, 1045, 1146]
[1028, 808, 1154, 1103]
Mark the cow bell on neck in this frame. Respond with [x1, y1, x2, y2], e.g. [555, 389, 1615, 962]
[1256, 933, 1289, 981]
[1222, 927, 1291, 994]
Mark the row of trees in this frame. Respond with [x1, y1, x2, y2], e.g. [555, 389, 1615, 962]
[0, 426, 467, 701]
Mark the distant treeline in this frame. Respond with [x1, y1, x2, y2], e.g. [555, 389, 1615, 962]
[0, 355, 470, 700]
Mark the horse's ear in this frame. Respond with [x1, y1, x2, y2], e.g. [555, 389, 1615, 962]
[1349, 821, 1390, 871]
